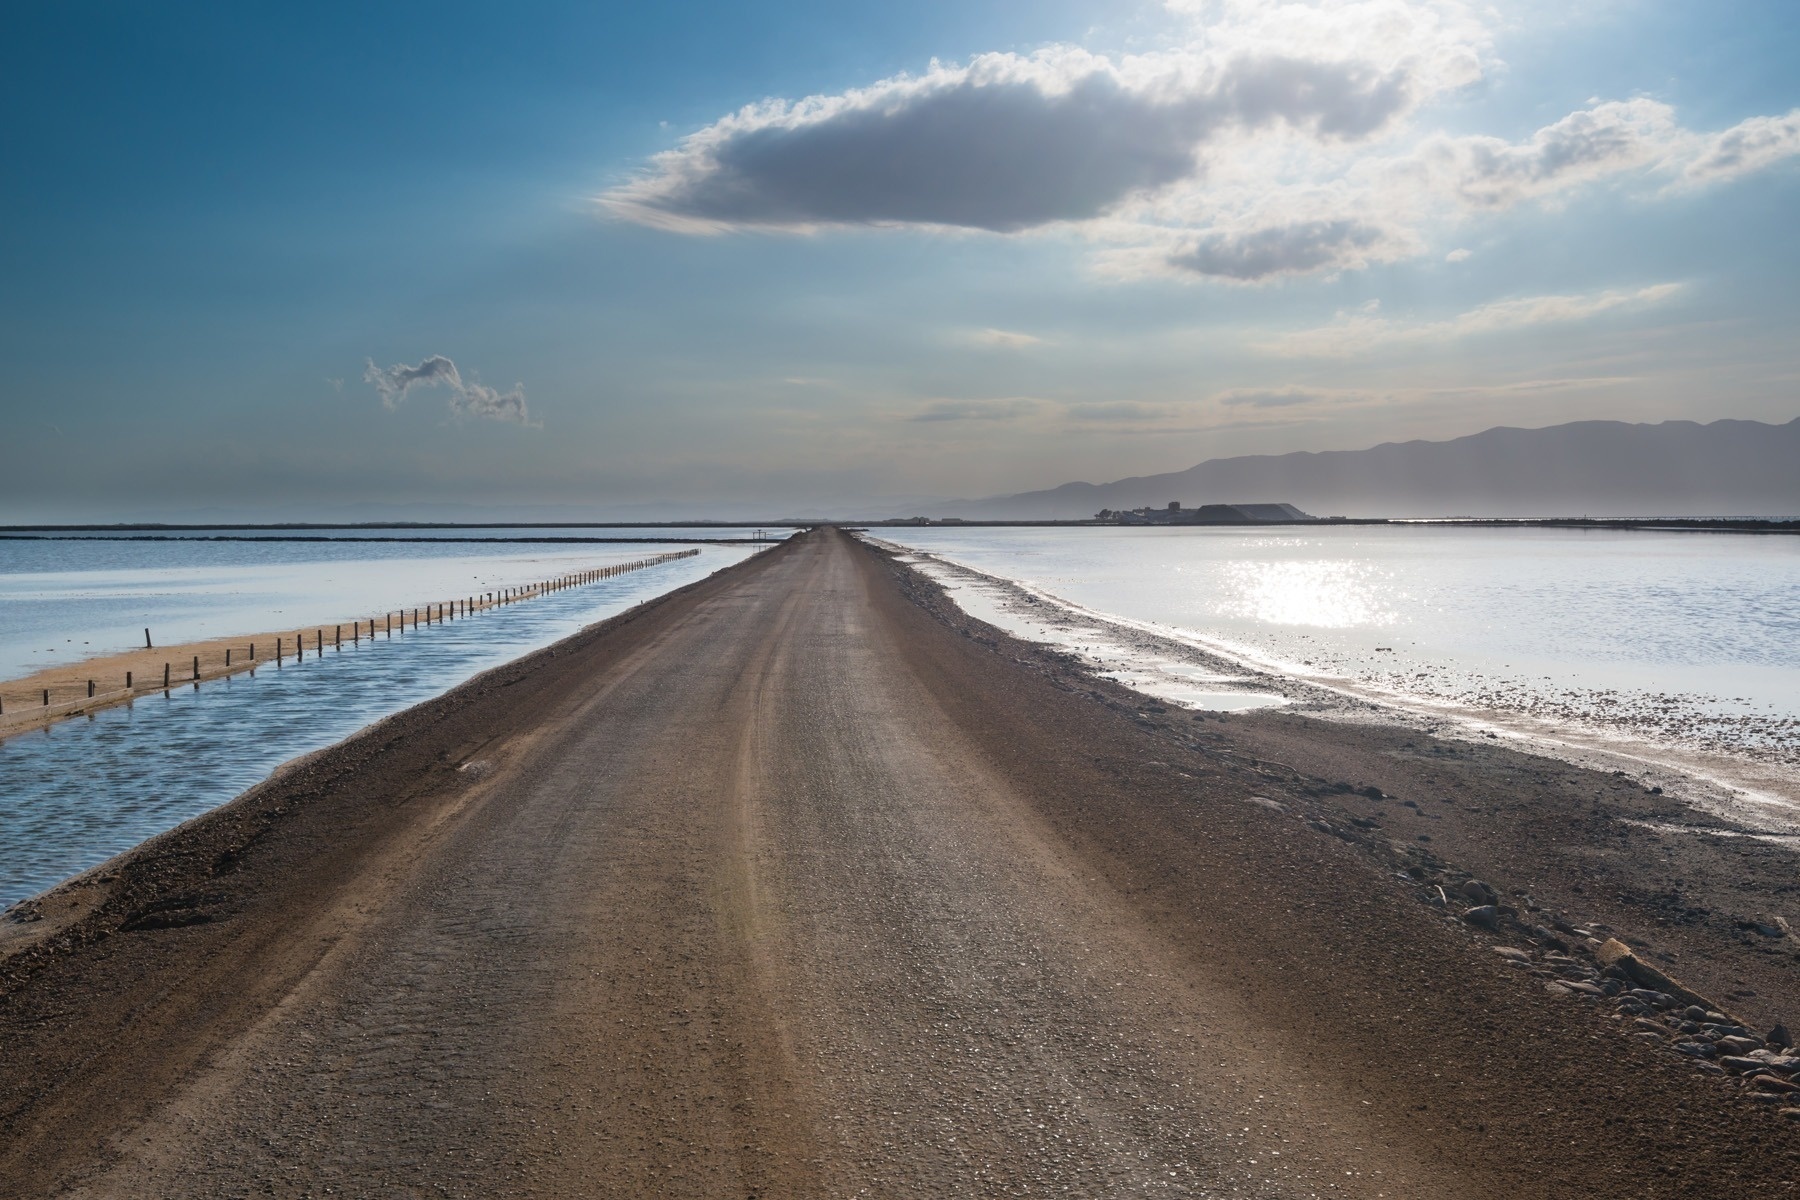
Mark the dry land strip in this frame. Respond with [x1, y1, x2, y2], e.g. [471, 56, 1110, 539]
[1, 529, 1796, 1196]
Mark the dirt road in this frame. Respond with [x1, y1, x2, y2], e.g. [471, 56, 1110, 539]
[2, 529, 1794, 1196]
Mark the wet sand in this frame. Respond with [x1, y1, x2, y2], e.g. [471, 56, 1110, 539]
[0, 551, 696, 740]
[1, 529, 1797, 1197]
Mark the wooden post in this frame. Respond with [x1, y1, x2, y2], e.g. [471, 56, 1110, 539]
[88, 680, 95, 698]
[316, 629, 323, 652]
[145, 628, 152, 649]
[163, 663, 171, 688]
[250, 642, 256, 660]
[126, 671, 132, 689]
[193, 655, 199, 680]
[226, 648, 232, 666]
[335, 624, 341, 647]
[44, 689, 50, 706]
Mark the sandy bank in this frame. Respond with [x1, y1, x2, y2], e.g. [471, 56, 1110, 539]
[0, 550, 697, 740]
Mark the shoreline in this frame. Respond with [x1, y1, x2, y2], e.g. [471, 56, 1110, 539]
[872, 536, 1800, 834]
[1, 529, 1796, 1195]
[0, 549, 697, 740]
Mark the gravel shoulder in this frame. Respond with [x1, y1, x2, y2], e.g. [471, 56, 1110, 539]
[2, 528, 1796, 1197]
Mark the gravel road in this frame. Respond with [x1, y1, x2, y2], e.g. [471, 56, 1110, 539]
[3, 529, 1795, 1197]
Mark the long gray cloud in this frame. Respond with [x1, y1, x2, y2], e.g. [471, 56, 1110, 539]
[363, 355, 534, 425]
[605, 50, 1412, 234]
[1168, 219, 1390, 280]
[601, 8, 1800, 285]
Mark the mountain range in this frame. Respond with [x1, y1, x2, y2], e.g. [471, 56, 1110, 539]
[935, 417, 1800, 520]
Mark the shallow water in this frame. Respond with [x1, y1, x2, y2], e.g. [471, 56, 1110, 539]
[0, 527, 783, 681]
[0, 546, 755, 906]
[882, 525, 1800, 771]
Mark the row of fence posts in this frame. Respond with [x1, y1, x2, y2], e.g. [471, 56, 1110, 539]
[0, 549, 700, 719]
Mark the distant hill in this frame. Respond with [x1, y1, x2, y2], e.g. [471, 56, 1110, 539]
[936, 417, 1800, 520]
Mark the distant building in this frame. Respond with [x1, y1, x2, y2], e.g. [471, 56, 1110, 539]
[1093, 502, 1315, 525]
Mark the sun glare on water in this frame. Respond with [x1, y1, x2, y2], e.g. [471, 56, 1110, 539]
[1212, 560, 1397, 629]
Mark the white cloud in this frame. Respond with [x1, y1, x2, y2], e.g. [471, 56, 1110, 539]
[1445, 247, 1471, 262]
[1167, 218, 1398, 279]
[1424, 99, 1679, 209]
[1262, 282, 1683, 356]
[363, 355, 536, 425]
[1214, 385, 1363, 408]
[1681, 108, 1800, 186]
[966, 327, 1048, 348]
[604, 45, 1421, 236]
[1065, 401, 1182, 421]
[907, 398, 1044, 422]
[600, 2, 1800, 283]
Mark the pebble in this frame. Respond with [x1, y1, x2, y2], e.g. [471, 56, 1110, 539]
[1770, 1024, 1793, 1049]
[1563, 981, 1606, 997]
[1492, 947, 1531, 962]
[1462, 905, 1500, 929]
[1717, 1035, 1763, 1056]
[1673, 1042, 1718, 1059]
[1719, 1056, 1767, 1074]
[1633, 1019, 1671, 1037]
[1750, 1075, 1800, 1094]
[1460, 880, 1498, 906]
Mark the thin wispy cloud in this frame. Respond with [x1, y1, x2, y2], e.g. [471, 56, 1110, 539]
[363, 355, 536, 426]
[1261, 283, 1684, 357]
[1065, 401, 1180, 422]
[1215, 385, 1363, 408]
[907, 398, 1044, 422]
[965, 328, 1049, 349]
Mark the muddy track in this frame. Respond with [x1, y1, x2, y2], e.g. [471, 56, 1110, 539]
[1, 528, 1795, 1197]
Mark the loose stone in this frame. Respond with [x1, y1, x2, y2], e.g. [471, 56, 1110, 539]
[1750, 1074, 1800, 1094]
[1462, 905, 1500, 929]
[1460, 880, 1498, 906]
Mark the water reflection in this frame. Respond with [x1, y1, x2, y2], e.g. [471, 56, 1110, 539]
[0, 549, 751, 907]
[1212, 559, 1397, 628]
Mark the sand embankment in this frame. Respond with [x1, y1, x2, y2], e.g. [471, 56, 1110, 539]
[0, 550, 697, 739]
[1, 529, 1796, 1196]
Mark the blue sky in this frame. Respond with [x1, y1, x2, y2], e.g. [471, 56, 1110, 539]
[2, 0, 1797, 519]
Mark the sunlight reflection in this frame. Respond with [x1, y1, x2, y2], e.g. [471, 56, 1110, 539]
[1214, 560, 1395, 628]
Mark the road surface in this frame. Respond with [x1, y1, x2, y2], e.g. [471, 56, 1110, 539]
[1, 529, 1792, 1196]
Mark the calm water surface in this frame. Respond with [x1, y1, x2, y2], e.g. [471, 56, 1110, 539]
[885, 525, 1800, 764]
[0, 540, 758, 906]
[0, 527, 782, 680]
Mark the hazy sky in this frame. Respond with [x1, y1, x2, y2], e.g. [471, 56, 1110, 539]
[3, 0, 1797, 520]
